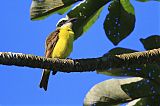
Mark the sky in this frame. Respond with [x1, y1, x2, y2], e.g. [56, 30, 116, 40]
[0, 0, 159, 106]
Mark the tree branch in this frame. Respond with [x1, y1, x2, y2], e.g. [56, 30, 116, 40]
[0, 48, 160, 72]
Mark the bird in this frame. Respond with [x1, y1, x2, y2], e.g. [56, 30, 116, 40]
[39, 17, 77, 91]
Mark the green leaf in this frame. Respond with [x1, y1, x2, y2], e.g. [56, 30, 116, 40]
[120, 0, 135, 15]
[30, 0, 80, 20]
[84, 77, 160, 105]
[97, 47, 160, 80]
[56, 5, 72, 15]
[127, 96, 160, 106]
[140, 35, 160, 50]
[67, 0, 110, 39]
[139, 35, 160, 80]
[83, 7, 103, 33]
[103, 47, 137, 56]
[136, 0, 160, 2]
[97, 47, 140, 76]
[104, 0, 135, 45]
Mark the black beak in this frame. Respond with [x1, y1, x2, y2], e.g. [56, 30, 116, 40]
[67, 17, 77, 23]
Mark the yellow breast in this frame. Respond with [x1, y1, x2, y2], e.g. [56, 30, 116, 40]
[51, 26, 74, 58]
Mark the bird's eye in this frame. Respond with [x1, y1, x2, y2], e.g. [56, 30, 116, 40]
[57, 22, 63, 27]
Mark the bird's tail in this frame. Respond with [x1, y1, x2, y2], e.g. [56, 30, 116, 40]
[39, 69, 50, 91]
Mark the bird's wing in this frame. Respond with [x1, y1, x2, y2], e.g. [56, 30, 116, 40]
[45, 29, 60, 58]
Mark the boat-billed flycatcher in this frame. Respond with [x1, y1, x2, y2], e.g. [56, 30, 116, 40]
[39, 18, 77, 91]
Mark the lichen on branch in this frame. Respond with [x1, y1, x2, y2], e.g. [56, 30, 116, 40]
[0, 48, 160, 73]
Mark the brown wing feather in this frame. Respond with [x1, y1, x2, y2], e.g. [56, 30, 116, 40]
[45, 29, 59, 58]
[39, 29, 59, 91]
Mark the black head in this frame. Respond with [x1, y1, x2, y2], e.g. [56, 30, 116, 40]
[56, 18, 68, 27]
[56, 17, 77, 27]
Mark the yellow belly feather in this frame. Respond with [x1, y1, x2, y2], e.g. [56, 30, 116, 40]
[52, 27, 74, 59]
